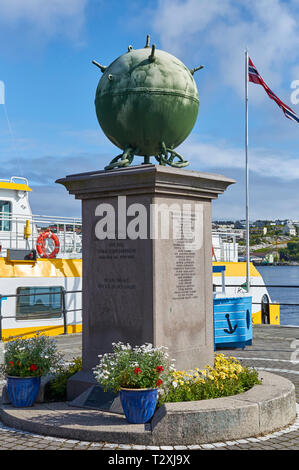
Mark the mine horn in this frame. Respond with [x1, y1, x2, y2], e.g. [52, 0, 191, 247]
[190, 65, 204, 75]
[149, 44, 156, 62]
[92, 60, 107, 73]
[145, 34, 150, 48]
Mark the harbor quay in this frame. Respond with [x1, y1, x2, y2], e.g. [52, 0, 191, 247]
[0, 33, 298, 456]
[0, 325, 298, 451]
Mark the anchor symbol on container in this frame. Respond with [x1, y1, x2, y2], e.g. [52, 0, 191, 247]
[224, 314, 237, 334]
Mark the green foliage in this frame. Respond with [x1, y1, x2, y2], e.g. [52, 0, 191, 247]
[93, 342, 174, 393]
[46, 356, 82, 401]
[1, 334, 63, 378]
[279, 241, 299, 261]
[249, 235, 262, 246]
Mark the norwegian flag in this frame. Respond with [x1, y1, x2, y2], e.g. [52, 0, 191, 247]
[248, 57, 299, 124]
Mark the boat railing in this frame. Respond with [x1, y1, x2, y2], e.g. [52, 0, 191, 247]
[0, 289, 82, 341]
[0, 211, 82, 257]
[212, 230, 241, 262]
[0, 177, 29, 185]
[0, 283, 298, 339]
[214, 282, 299, 324]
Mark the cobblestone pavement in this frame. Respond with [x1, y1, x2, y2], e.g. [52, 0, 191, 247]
[0, 327, 298, 451]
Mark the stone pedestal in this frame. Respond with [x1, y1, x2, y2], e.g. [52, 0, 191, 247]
[56, 164, 234, 401]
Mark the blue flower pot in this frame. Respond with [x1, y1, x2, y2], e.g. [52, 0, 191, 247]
[120, 388, 158, 424]
[7, 376, 41, 408]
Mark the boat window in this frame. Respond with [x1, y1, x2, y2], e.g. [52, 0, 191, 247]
[16, 286, 63, 320]
[0, 200, 11, 231]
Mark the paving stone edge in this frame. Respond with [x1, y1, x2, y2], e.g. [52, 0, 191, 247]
[0, 371, 296, 446]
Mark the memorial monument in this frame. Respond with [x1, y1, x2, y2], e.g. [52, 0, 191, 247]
[56, 36, 234, 404]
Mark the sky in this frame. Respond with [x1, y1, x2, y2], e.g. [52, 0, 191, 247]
[0, 0, 299, 221]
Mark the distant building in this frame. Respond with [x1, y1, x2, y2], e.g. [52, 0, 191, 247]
[254, 220, 269, 228]
[235, 220, 246, 229]
[275, 219, 287, 225]
[213, 221, 235, 229]
[282, 222, 296, 236]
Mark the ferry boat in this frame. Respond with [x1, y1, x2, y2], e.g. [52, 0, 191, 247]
[0, 177, 279, 341]
[212, 231, 280, 325]
[0, 177, 82, 340]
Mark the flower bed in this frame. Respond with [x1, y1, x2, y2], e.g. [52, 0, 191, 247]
[158, 353, 261, 406]
[93, 343, 260, 406]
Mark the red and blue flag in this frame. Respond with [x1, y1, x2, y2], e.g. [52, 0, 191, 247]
[248, 57, 299, 124]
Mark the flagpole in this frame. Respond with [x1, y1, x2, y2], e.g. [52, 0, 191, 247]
[245, 49, 250, 292]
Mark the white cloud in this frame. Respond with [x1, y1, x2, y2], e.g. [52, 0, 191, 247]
[180, 137, 299, 181]
[2, 142, 298, 219]
[0, 152, 103, 216]
[0, 0, 88, 43]
[152, 0, 299, 100]
[152, 0, 231, 51]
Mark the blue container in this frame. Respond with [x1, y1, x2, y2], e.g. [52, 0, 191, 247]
[213, 296, 252, 349]
[7, 376, 41, 407]
[120, 388, 158, 424]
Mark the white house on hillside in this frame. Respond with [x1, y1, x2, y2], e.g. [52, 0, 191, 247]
[282, 222, 297, 236]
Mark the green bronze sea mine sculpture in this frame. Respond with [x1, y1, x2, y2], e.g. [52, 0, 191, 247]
[93, 35, 203, 170]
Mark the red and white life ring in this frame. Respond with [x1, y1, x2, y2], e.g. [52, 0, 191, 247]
[36, 230, 60, 259]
